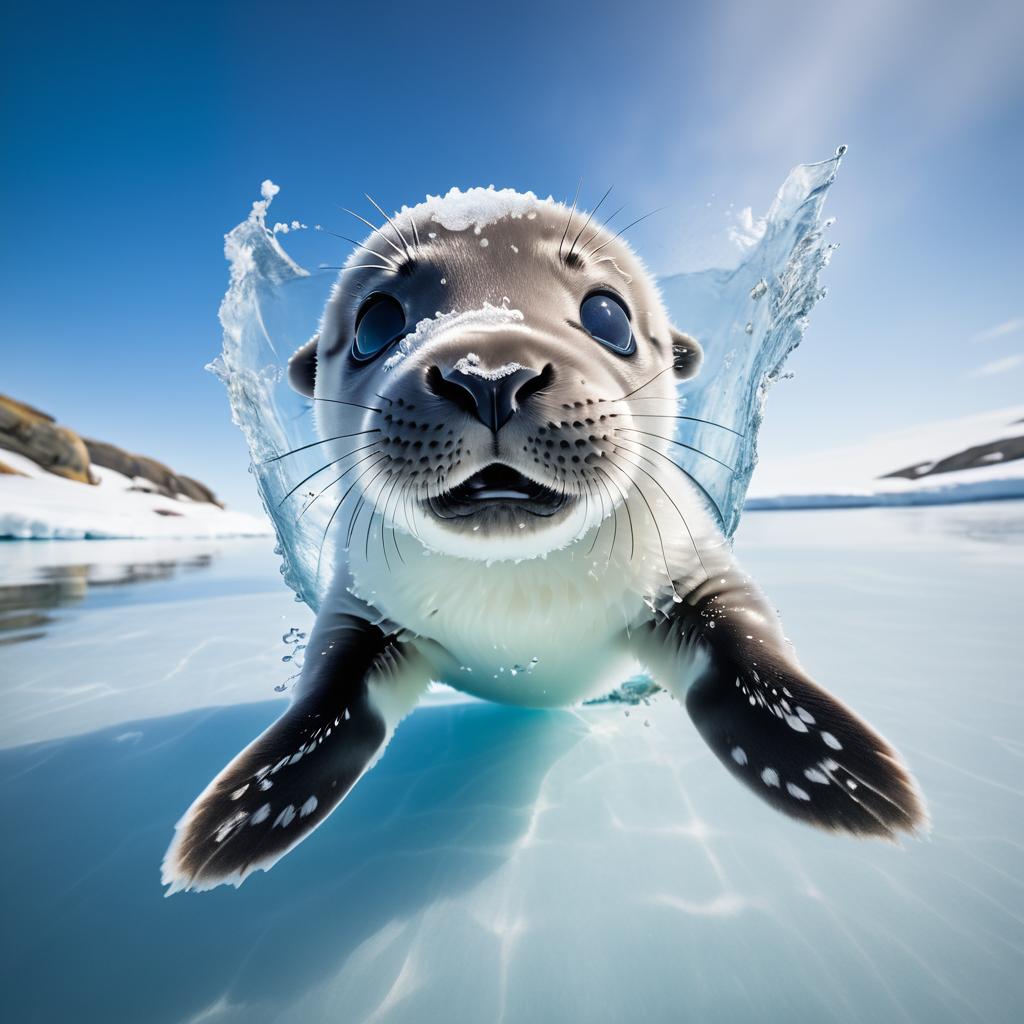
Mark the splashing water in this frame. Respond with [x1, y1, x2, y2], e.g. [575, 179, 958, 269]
[211, 151, 843, 609]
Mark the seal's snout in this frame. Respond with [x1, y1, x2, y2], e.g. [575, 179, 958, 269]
[427, 358, 551, 432]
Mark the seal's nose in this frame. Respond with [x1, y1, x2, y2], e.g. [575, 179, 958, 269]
[427, 359, 549, 432]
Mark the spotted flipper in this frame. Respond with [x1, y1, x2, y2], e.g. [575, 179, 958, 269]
[638, 572, 928, 838]
[162, 614, 429, 893]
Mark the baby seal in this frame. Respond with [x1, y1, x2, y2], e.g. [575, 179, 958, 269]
[163, 187, 927, 891]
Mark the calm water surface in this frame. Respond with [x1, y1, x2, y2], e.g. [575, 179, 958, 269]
[1, 504, 1022, 1023]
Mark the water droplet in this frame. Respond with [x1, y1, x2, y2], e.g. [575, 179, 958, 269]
[744, 322, 754, 335]
[749, 278, 768, 300]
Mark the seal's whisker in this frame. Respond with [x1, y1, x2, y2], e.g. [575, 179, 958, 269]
[615, 435, 726, 526]
[391, 477, 420, 562]
[399, 477, 422, 544]
[260, 430, 381, 465]
[558, 178, 583, 261]
[619, 426, 738, 474]
[377, 472, 404, 573]
[279, 441, 381, 507]
[297, 449, 387, 519]
[385, 475, 411, 573]
[567, 184, 613, 262]
[593, 470, 620, 568]
[354, 466, 394, 559]
[614, 364, 676, 402]
[312, 397, 383, 414]
[612, 406, 746, 438]
[584, 207, 665, 259]
[606, 452, 684, 595]
[320, 264, 398, 274]
[593, 463, 635, 561]
[340, 207, 407, 259]
[324, 231, 399, 268]
[586, 477, 607, 556]
[363, 469, 396, 563]
[579, 476, 591, 544]
[578, 203, 626, 254]
[408, 215, 422, 253]
[610, 446, 708, 579]
[364, 193, 414, 263]
[344, 494, 367, 550]
[425, 489, 457, 520]
[314, 453, 390, 580]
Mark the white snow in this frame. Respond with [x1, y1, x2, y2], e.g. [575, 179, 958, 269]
[382, 304, 525, 371]
[398, 186, 556, 234]
[453, 353, 526, 380]
[748, 406, 1024, 510]
[0, 450, 271, 540]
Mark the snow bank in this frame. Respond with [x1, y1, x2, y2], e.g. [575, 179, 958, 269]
[748, 406, 1024, 509]
[0, 450, 271, 539]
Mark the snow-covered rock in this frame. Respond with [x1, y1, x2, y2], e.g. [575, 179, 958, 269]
[748, 406, 1024, 509]
[0, 450, 270, 539]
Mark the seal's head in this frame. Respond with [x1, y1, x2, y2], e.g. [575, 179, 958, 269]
[289, 188, 703, 561]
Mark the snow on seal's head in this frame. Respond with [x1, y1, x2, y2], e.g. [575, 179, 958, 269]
[287, 187, 703, 561]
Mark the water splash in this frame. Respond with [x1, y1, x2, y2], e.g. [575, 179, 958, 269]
[658, 146, 844, 535]
[213, 152, 843, 607]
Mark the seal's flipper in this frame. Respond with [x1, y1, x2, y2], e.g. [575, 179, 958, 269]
[685, 655, 926, 837]
[162, 616, 429, 893]
[636, 573, 927, 839]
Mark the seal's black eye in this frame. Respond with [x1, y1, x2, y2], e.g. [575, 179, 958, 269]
[580, 292, 635, 355]
[353, 294, 406, 361]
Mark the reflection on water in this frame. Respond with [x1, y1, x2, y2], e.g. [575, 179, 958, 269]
[0, 551, 215, 645]
[0, 701, 579, 1024]
[943, 506, 1024, 545]
[0, 506, 1022, 1023]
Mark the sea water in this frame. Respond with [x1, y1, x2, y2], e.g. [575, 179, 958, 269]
[0, 503, 1021, 1022]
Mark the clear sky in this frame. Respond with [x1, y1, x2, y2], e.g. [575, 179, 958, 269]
[3, 0, 1022, 513]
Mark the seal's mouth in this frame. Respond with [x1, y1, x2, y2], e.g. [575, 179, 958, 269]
[431, 463, 566, 518]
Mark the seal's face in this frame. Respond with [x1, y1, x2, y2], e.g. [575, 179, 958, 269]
[289, 190, 702, 561]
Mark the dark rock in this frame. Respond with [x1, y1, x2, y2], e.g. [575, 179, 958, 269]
[176, 474, 221, 506]
[0, 395, 95, 484]
[84, 438, 223, 507]
[80, 438, 141, 481]
[1, 393, 224, 506]
[880, 434, 1024, 480]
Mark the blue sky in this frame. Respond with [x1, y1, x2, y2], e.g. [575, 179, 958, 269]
[3, 0, 1022, 512]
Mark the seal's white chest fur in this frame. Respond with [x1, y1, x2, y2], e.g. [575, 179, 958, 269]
[349, 534, 653, 706]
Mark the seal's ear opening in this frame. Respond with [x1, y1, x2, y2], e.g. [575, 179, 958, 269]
[288, 335, 318, 397]
[670, 329, 703, 381]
